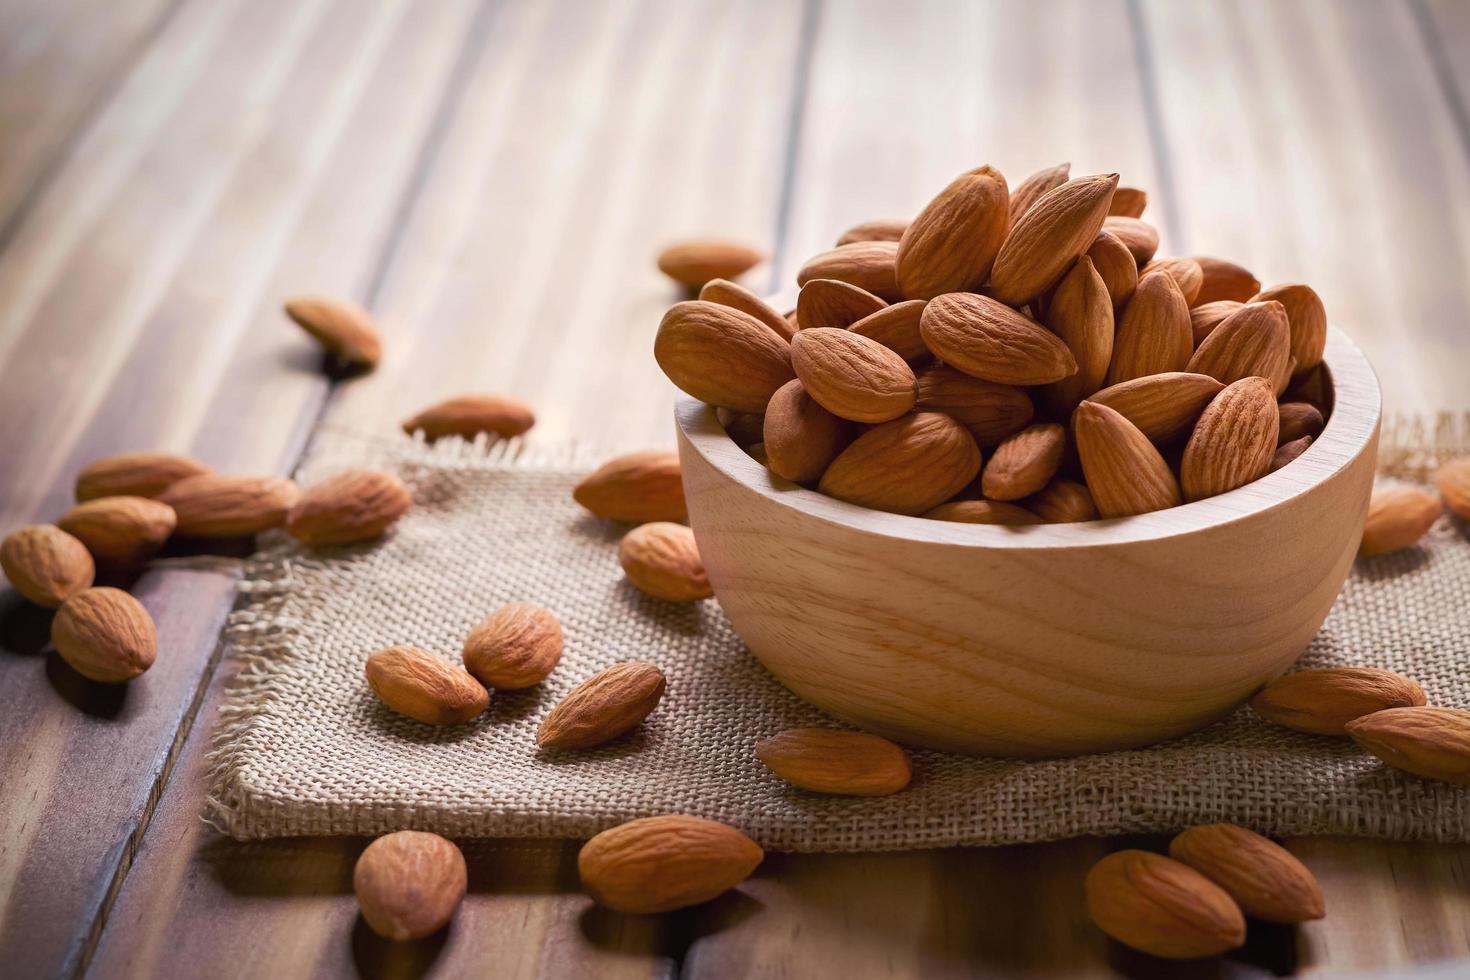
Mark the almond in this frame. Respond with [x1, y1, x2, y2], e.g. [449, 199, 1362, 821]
[50, 586, 156, 683]
[797, 240, 901, 301]
[1007, 162, 1070, 226]
[366, 646, 488, 726]
[1180, 377, 1279, 502]
[1252, 283, 1326, 374]
[1087, 372, 1224, 444]
[848, 299, 929, 362]
[283, 295, 382, 369]
[75, 451, 211, 502]
[286, 469, 411, 546]
[1347, 706, 1470, 784]
[1085, 850, 1245, 959]
[716, 408, 765, 448]
[618, 522, 712, 601]
[158, 474, 299, 537]
[1192, 257, 1261, 305]
[919, 292, 1077, 385]
[762, 379, 852, 483]
[1073, 402, 1182, 517]
[1436, 458, 1470, 519]
[1253, 666, 1427, 735]
[1087, 231, 1138, 309]
[1270, 435, 1313, 472]
[574, 451, 687, 524]
[1108, 186, 1147, 218]
[1189, 300, 1243, 347]
[401, 393, 536, 441]
[1107, 270, 1192, 384]
[578, 815, 762, 913]
[924, 499, 1042, 525]
[1277, 402, 1325, 445]
[354, 831, 467, 941]
[797, 278, 887, 331]
[915, 364, 1034, 446]
[989, 173, 1119, 305]
[836, 218, 908, 246]
[699, 278, 795, 342]
[57, 497, 176, 566]
[656, 240, 763, 288]
[1186, 300, 1291, 386]
[819, 413, 981, 515]
[1024, 479, 1098, 523]
[1169, 825, 1325, 924]
[981, 423, 1065, 501]
[654, 301, 795, 413]
[1284, 362, 1333, 413]
[1039, 255, 1113, 415]
[1141, 257, 1203, 305]
[463, 601, 563, 689]
[1100, 215, 1159, 265]
[755, 728, 912, 796]
[538, 661, 666, 749]
[790, 328, 917, 423]
[1, 524, 95, 607]
[896, 164, 1010, 299]
[1359, 486, 1441, 557]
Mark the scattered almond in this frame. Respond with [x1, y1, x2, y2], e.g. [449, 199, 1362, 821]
[158, 473, 300, 537]
[1252, 666, 1427, 735]
[1085, 849, 1246, 959]
[981, 423, 1065, 501]
[914, 364, 1034, 447]
[1024, 479, 1098, 523]
[656, 240, 762, 288]
[1253, 283, 1326, 374]
[1192, 257, 1261, 305]
[287, 469, 411, 546]
[578, 814, 762, 914]
[755, 728, 912, 796]
[354, 831, 467, 941]
[284, 295, 382, 369]
[791, 328, 917, 423]
[574, 451, 687, 523]
[655, 301, 795, 413]
[897, 165, 1010, 299]
[1359, 486, 1441, 557]
[1169, 825, 1325, 923]
[836, 218, 908, 246]
[796, 240, 902, 301]
[700, 278, 795, 342]
[920, 292, 1077, 385]
[1108, 186, 1147, 218]
[50, 586, 156, 683]
[1347, 706, 1470, 784]
[1087, 372, 1224, 444]
[989, 173, 1119, 305]
[401, 393, 536, 442]
[463, 601, 563, 689]
[797, 278, 887, 331]
[1186, 300, 1291, 386]
[1107, 269, 1192, 384]
[538, 661, 666, 750]
[1180, 377, 1279, 502]
[1100, 215, 1160, 265]
[75, 451, 211, 502]
[365, 646, 488, 726]
[762, 379, 852, 483]
[924, 499, 1042, 525]
[1073, 402, 1181, 518]
[57, 497, 176, 566]
[1436, 457, 1470, 519]
[848, 299, 929, 362]
[618, 522, 712, 601]
[1, 524, 95, 607]
[819, 413, 981, 516]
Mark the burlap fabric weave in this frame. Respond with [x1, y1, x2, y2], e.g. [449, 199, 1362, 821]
[206, 424, 1470, 850]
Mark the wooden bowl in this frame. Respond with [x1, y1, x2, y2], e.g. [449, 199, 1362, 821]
[675, 326, 1380, 757]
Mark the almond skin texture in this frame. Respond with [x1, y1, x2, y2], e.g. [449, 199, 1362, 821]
[797, 240, 901, 301]
[1189, 300, 1243, 347]
[575, 451, 687, 524]
[699, 278, 794, 342]
[1024, 480, 1098, 523]
[1101, 216, 1160, 265]
[1073, 402, 1182, 518]
[654, 301, 795, 413]
[50, 587, 156, 683]
[1436, 458, 1470, 519]
[1186, 300, 1291, 386]
[1007, 162, 1070, 226]
[1193, 257, 1261, 305]
[354, 831, 467, 941]
[836, 218, 908, 246]
[920, 292, 1077, 385]
[1040, 255, 1113, 415]
[1, 524, 95, 607]
[1252, 283, 1326, 374]
[755, 728, 912, 796]
[1270, 435, 1313, 473]
[1087, 231, 1138, 309]
[848, 299, 929, 362]
[1087, 372, 1225, 444]
[463, 601, 563, 689]
[656, 240, 762, 288]
[1277, 402, 1325, 445]
[763, 380, 852, 483]
[1141, 257, 1204, 306]
[990, 173, 1119, 305]
[401, 393, 536, 442]
[981, 423, 1065, 501]
[1359, 487, 1441, 557]
[1108, 186, 1147, 218]
[538, 661, 666, 750]
[57, 496, 176, 566]
[1108, 270, 1192, 385]
[819, 413, 981, 516]
[287, 469, 411, 546]
[366, 646, 488, 726]
[578, 815, 763, 914]
[159, 474, 299, 537]
[1169, 825, 1325, 924]
[790, 328, 917, 423]
[1180, 377, 1279, 502]
[284, 295, 382, 369]
[797, 278, 887, 331]
[1252, 667, 1427, 735]
[897, 164, 1010, 299]
[915, 365, 1034, 447]
[1085, 850, 1246, 959]
[1347, 707, 1470, 784]
[923, 500, 1042, 525]
[75, 451, 211, 502]
[618, 522, 712, 601]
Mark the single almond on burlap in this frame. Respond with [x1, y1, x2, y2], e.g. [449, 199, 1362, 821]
[849, 299, 929, 362]
[1252, 283, 1326, 374]
[579, 814, 762, 914]
[1186, 300, 1291, 386]
[284, 296, 382, 369]
[924, 500, 1042, 525]
[1347, 706, 1470, 784]
[1108, 186, 1147, 218]
[699, 278, 795, 342]
[1101, 216, 1159, 266]
[1024, 479, 1098, 523]
[1107, 270, 1192, 384]
[618, 522, 712, 601]
[1169, 825, 1325, 924]
[820, 413, 981, 516]
[1180, 377, 1279, 502]
[1007, 162, 1070, 227]
[756, 728, 912, 796]
[1073, 402, 1182, 517]
[1040, 255, 1113, 415]
[51, 586, 156, 683]
[355, 831, 467, 941]
[1270, 435, 1313, 472]
[287, 469, 411, 546]
[539, 661, 667, 750]
[1141, 257, 1204, 306]
[763, 379, 852, 483]
[1192, 257, 1260, 305]
[915, 364, 1034, 447]
[1189, 300, 1243, 348]
[981, 423, 1065, 501]
[989, 172, 1119, 306]
[797, 278, 887, 331]
[1359, 486, 1441, 557]
[897, 165, 1010, 299]
[654, 301, 795, 413]
[1252, 666, 1427, 735]
[463, 601, 563, 689]
[2, 524, 96, 607]
[75, 451, 211, 502]
[920, 292, 1077, 385]
[1277, 402, 1325, 445]
[159, 473, 299, 537]
[574, 451, 686, 523]
[1436, 458, 1470, 519]
[401, 393, 536, 442]
[57, 496, 176, 566]
[716, 408, 765, 448]
[1087, 231, 1138, 310]
[656, 240, 762, 288]
[836, 218, 909, 246]
[365, 646, 488, 726]
[791, 328, 916, 423]
[1085, 850, 1245, 959]
[797, 240, 901, 301]
[1087, 372, 1224, 444]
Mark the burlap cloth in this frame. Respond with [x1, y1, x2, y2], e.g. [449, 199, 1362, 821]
[206, 420, 1470, 850]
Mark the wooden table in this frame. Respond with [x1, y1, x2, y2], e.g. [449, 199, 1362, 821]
[3, 1, 1469, 976]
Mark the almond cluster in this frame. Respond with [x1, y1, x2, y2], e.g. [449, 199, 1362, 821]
[653, 163, 1336, 522]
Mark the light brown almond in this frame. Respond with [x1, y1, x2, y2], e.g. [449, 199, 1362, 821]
[75, 451, 212, 502]
[618, 522, 712, 601]
[1087, 372, 1225, 444]
[920, 292, 1077, 385]
[755, 728, 912, 796]
[1100, 215, 1160, 265]
[538, 661, 667, 750]
[915, 364, 1034, 447]
[981, 423, 1065, 501]
[1169, 825, 1325, 924]
[1252, 283, 1326, 374]
[1436, 457, 1470, 519]
[401, 393, 536, 442]
[699, 278, 795, 342]
[1087, 231, 1138, 309]
[578, 815, 762, 914]
[1072, 402, 1182, 517]
[1252, 666, 1427, 736]
[1107, 270, 1192, 384]
[796, 240, 901, 301]
[287, 469, 411, 546]
[158, 474, 299, 537]
[1085, 850, 1246, 959]
[716, 408, 765, 448]
[1186, 300, 1291, 386]
[284, 295, 382, 369]
[365, 646, 488, 726]
[1192, 257, 1261, 305]
[791, 328, 917, 423]
[1189, 300, 1243, 348]
[654, 301, 795, 413]
[1007, 162, 1070, 226]
[574, 451, 687, 524]
[1040, 255, 1113, 415]
[50, 586, 156, 683]
[848, 299, 929, 362]
[990, 173, 1119, 305]
[1270, 435, 1313, 473]
[762, 379, 852, 483]
[836, 218, 909, 246]
[57, 497, 176, 566]
[1108, 186, 1148, 218]
[1024, 479, 1098, 523]
[1359, 486, 1441, 557]
[1180, 377, 1279, 502]
[1277, 402, 1325, 445]
[897, 165, 1010, 299]
[819, 413, 981, 516]
[1141, 257, 1203, 305]
[1347, 706, 1470, 784]
[1, 524, 96, 607]
[923, 500, 1042, 525]
[797, 278, 887, 331]
[354, 831, 467, 941]
[656, 240, 763, 288]
[463, 601, 563, 689]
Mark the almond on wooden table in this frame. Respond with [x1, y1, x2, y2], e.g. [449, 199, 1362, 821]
[1270, 436, 1313, 472]
[989, 172, 1119, 306]
[618, 522, 712, 601]
[981, 423, 1065, 501]
[919, 292, 1077, 386]
[366, 646, 488, 726]
[463, 601, 563, 689]
[1252, 282, 1327, 374]
[1169, 825, 1325, 924]
[1186, 300, 1291, 386]
[284, 295, 382, 370]
[1024, 480, 1098, 523]
[1189, 300, 1243, 347]
[57, 496, 176, 566]
[796, 240, 901, 301]
[1085, 849, 1246, 959]
[1108, 186, 1147, 218]
[1192, 257, 1261, 305]
[354, 831, 467, 941]
[656, 239, 763, 288]
[699, 278, 795, 342]
[75, 451, 211, 501]
[158, 473, 299, 537]
[1087, 372, 1224, 444]
[1039, 254, 1113, 415]
[1, 524, 95, 607]
[923, 499, 1041, 525]
[1006, 162, 1070, 226]
[1101, 215, 1160, 266]
[836, 217, 908, 246]
[1107, 269, 1192, 384]
[401, 393, 536, 442]
[574, 451, 687, 524]
[655, 301, 795, 414]
[848, 299, 929, 362]
[896, 164, 1010, 299]
[1180, 377, 1279, 502]
[1359, 486, 1441, 557]
[1087, 230, 1138, 309]
[819, 413, 981, 516]
[915, 364, 1033, 447]
[762, 379, 852, 483]
[1437, 458, 1470, 518]
[790, 328, 917, 423]
[755, 728, 912, 796]
[51, 586, 156, 683]
[538, 661, 666, 750]
[1073, 402, 1181, 518]
[1252, 666, 1426, 735]
[286, 469, 411, 546]
[578, 815, 763, 914]
[797, 278, 887, 331]
[1141, 257, 1204, 306]
[1346, 706, 1470, 784]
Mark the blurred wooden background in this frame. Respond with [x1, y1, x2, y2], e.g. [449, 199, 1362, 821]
[1, 0, 1468, 977]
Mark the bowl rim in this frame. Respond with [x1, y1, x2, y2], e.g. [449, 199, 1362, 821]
[675, 324, 1381, 550]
